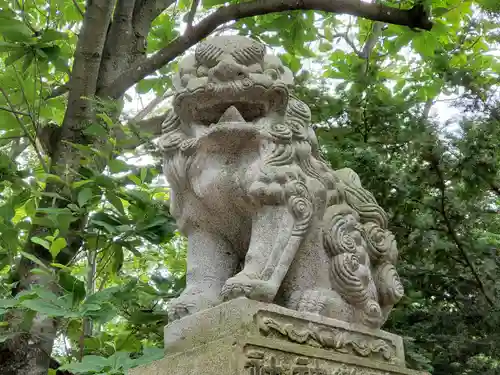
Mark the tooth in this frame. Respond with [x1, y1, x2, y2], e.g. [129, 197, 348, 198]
[218, 105, 245, 123]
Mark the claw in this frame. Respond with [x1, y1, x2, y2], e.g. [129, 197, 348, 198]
[167, 300, 193, 322]
[220, 283, 250, 301]
[221, 272, 277, 303]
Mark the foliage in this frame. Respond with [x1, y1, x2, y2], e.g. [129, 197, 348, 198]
[0, 0, 498, 374]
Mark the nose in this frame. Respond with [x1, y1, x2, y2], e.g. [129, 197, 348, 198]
[208, 57, 249, 82]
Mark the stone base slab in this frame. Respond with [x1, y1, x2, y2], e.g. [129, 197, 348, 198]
[129, 298, 428, 375]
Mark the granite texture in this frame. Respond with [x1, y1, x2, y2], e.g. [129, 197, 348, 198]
[129, 298, 428, 375]
[160, 34, 404, 330]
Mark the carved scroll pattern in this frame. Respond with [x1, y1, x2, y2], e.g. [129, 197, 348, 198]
[256, 315, 397, 364]
[243, 347, 403, 375]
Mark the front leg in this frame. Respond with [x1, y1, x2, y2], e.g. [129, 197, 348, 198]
[221, 180, 314, 302]
[168, 229, 238, 321]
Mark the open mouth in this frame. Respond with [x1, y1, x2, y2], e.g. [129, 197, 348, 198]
[195, 101, 268, 126]
[174, 80, 289, 125]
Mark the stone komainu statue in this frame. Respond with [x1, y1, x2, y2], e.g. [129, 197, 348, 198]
[160, 36, 404, 329]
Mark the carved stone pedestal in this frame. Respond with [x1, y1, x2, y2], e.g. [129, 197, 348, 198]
[129, 298, 427, 375]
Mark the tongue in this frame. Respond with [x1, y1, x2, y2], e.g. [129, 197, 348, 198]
[217, 105, 245, 123]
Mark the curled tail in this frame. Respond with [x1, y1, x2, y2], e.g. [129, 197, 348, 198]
[321, 168, 404, 328]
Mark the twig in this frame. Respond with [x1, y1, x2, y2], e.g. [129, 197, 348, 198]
[72, 0, 85, 18]
[130, 91, 172, 122]
[0, 106, 32, 117]
[319, 32, 363, 57]
[186, 0, 200, 32]
[0, 87, 48, 172]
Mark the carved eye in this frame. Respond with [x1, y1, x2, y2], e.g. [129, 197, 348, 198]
[264, 69, 279, 80]
[231, 43, 265, 65]
[196, 65, 209, 77]
[196, 43, 224, 68]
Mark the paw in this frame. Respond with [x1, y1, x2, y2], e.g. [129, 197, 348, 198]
[167, 298, 193, 322]
[167, 288, 222, 322]
[221, 273, 277, 302]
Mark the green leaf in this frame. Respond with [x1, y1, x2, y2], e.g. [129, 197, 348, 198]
[91, 220, 117, 233]
[96, 112, 114, 128]
[281, 52, 301, 72]
[50, 237, 67, 258]
[127, 174, 142, 186]
[324, 27, 333, 41]
[39, 29, 68, 43]
[0, 41, 22, 52]
[22, 52, 34, 72]
[140, 167, 147, 182]
[20, 251, 49, 269]
[83, 302, 118, 323]
[109, 351, 133, 371]
[0, 20, 33, 42]
[108, 158, 130, 174]
[32, 287, 59, 303]
[0, 298, 18, 309]
[128, 347, 164, 368]
[106, 192, 125, 215]
[94, 174, 115, 189]
[412, 34, 439, 58]
[5, 48, 27, 65]
[30, 236, 51, 250]
[111, 244, 124, 274]
[136, 78, 159, 94]
[58, 355, 111, 373]
[72, 179, 94, 189]
[115, 332, 141, 352]
[77, 188, 93, 207]
[50, 263, 73, 272]
[432, 7, 449, 16]
[319, 42, 332, 53]
[83, 123, 108, 138]
[58, 271, 86, 305]
[20, 299, 73, 317]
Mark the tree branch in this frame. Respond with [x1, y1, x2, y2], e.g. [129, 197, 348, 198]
[101, 0, 432, 98]
[361, 21, 383, 60]
[130, 91, 172, 122]
[46, 84, 69, 100]
[132, 112, 165, 136]
[328, 32, 362, 57]
[429, 155, 495, 307]
[53, 0, 117, 160]
[113, 112, 166, 150]
[186, 0, 200, 31]
[97, 0, 136, 89]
